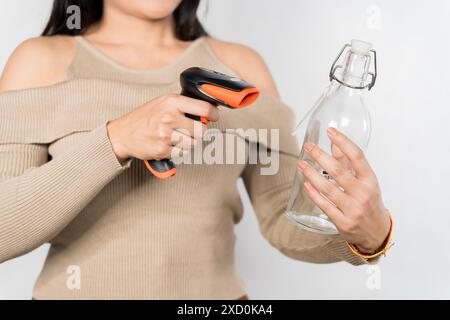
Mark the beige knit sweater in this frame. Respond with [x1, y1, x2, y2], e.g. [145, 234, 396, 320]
[0, 36, 366, 300]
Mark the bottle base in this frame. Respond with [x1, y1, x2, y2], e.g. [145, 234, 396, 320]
[286, 211, 339, 235]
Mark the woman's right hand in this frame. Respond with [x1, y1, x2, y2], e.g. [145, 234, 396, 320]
[107, 94, 219, 163]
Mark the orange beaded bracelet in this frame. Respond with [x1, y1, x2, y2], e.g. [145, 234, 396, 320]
[346, 210, 394, 260]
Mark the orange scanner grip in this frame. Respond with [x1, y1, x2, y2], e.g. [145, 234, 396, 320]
[200, 116, 209, 125]
[200, 84, 260, 108]
[143, 160, 176, 179]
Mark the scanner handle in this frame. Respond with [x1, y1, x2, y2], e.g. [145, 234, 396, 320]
[143, 159, 176, 180]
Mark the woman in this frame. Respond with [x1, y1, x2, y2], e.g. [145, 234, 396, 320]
[0, 0, 391, 299]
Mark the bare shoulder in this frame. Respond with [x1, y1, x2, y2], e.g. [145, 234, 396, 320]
[0, 35, 76, 91]
[206, 38, 279, 98]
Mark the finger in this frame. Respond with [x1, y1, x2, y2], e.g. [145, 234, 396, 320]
[302, 181, 348, 228]
[173, 115, 206, 139]
[298, 160, 353, 214]
[170, 95, 220, 122]
[331, 143, 353, 173]
[303, 142, 357, 190]
[170, 130, 197, 150]
[326, 127, 374, 178]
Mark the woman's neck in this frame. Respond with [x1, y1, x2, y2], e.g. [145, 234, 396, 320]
[86, 4, 179, 49]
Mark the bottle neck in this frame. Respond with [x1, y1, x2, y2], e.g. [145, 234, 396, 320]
[340, 50, 370, 88]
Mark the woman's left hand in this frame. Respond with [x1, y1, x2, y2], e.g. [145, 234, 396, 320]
[297, 127, 391, 253]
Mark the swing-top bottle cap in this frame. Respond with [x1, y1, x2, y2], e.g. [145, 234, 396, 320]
[350, 39, 373, 55]
[329, 39, 377, 90]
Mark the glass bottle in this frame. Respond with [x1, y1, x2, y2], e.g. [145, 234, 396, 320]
[286, 39, 377, 234]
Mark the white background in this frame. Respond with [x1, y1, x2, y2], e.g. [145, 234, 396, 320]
[1, 0, 449, 299]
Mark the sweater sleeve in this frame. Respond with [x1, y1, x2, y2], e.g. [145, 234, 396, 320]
[241, 152, 368, 266]
[0, 122, 131, 263]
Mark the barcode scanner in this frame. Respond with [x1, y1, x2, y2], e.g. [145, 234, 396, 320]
[143, 67, 260, 179]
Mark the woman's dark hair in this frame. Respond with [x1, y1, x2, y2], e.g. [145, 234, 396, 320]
[42, 0, 207, 41]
